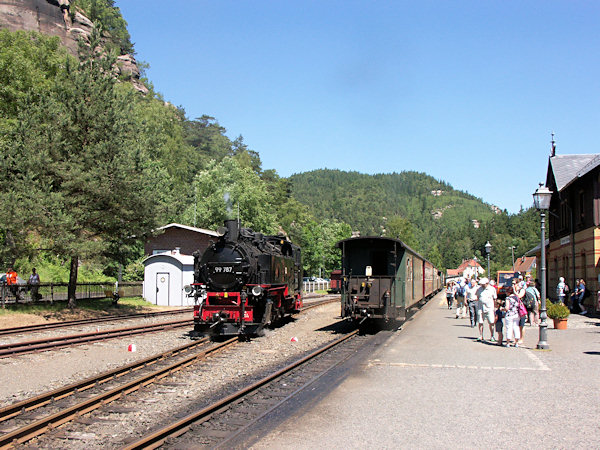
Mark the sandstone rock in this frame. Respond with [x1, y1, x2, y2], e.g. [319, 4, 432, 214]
[0, 0, 147, 94]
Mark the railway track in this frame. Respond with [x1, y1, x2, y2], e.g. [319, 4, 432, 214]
[122, 329, 366, 449]
[0, 308, 193, 337]
[300, 296, 338, 311]
[0, 337, 238, 448]
[0, 319, 192, 359]
[0, 294, 342, 447]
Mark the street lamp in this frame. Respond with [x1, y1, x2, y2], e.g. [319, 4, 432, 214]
[509, 246, 516, 270]
[533, 184, 553, 350]
[485, 241, 492, 278]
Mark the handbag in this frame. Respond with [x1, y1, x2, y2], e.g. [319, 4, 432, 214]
[518, 299, 528, 317]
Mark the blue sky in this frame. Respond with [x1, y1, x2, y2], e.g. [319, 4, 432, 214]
[117, 1, 600, 214]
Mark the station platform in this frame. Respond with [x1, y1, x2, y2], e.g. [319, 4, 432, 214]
[250, 291, 600, 449]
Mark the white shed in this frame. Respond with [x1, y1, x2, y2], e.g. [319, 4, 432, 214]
[143, 251, 195, 306]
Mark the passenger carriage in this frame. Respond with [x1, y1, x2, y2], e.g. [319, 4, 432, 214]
[336, 236, 441, 324]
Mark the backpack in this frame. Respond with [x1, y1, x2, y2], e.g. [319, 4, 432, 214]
[524, 289, 537, 310]
[458, 285, 465, 297]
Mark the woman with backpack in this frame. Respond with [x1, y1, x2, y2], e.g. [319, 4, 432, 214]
[524, 280, 541, 326]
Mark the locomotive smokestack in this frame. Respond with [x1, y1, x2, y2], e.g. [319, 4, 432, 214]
[224, 219, 239, 242]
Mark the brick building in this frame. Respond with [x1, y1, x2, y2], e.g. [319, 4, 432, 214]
[544, 152, 600, 310]
[145, 223, 219, 257]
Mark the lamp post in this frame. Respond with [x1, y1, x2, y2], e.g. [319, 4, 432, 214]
[533, 184, 553, 350]
[509, 246, 516, 270]
[485, 241, 492, 278]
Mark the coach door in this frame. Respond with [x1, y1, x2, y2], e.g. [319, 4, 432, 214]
[156, 272, 170, 305]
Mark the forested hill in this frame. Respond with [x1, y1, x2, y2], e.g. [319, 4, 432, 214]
[291, 169, 496, 234]
[290, 169, 504, 261]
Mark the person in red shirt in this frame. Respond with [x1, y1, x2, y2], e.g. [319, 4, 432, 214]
[5, 268, 20, 301]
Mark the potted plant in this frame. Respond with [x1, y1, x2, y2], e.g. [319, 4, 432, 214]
[547, 301, 570, 330]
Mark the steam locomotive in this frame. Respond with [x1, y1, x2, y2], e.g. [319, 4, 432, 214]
[190, 219, 303, 336]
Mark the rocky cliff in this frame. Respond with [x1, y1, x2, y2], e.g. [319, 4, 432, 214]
[0, 0, 148, 94]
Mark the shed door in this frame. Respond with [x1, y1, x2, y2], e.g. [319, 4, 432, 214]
[156, 272, 170, 305]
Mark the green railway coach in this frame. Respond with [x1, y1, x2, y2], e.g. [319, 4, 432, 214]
[336, 236, 442, 324]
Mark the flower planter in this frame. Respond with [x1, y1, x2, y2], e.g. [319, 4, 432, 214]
[553, 318, 568, 330]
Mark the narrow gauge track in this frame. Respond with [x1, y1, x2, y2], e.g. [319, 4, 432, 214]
[0, 337, 238, 449]
[0, 309, 193, 337]
[0, 319, 192, 359]
[300, 296, 338, 311]
[122, 329, 365, 450]
[0, 296, 341, 447]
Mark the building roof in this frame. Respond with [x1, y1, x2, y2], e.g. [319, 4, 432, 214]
[143, 252, 195, 266]
[550, 154, 600, 192]
[513, 256, 536, 273]
[158, 223, 219, 237]
[447, 259, 482, 278]
[456, 259, 482, 271]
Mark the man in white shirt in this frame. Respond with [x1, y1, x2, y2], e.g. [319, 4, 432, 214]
[476, 277, 497, 342]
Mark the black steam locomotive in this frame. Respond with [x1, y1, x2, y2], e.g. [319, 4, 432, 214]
[190, 219, 302, 336]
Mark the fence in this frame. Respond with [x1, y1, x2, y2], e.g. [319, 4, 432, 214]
[303, 281, 330, 293]
[0, 282, 143, 308]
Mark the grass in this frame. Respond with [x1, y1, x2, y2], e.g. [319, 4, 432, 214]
[0, 296, 162, 317]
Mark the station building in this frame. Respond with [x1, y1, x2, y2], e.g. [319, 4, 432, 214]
[143, 223, 219, 306]
[544, 150, 600, 311]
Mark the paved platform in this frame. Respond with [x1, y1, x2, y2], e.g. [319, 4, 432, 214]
[251, 292, 600, 449]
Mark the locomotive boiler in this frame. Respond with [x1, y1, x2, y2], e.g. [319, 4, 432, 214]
[190, 219, 302, 336]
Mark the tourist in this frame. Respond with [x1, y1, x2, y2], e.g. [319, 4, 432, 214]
[556, 277, 567, 304]
[504, 291, 521, 347]
[465, 278, 479, 327]
[446, 281, 456, 310]
[495, 298, 505, 346]
[28, 268, 41, 302]
[576, 279, 587, 315]
[476, 277, 496, 342]
[455, 278, 467, 319]
[524, 279, 541, 326]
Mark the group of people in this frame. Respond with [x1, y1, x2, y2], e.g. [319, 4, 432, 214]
[446, 274, 542, 347]
[2, 267, 41, 302]
[556, 276, 588, 314]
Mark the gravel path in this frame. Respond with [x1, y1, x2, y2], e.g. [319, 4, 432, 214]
[3, 300, 345, 448]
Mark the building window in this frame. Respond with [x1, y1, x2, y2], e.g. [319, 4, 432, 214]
[560, 201, 569, 231]
[578, 190, 585, 225]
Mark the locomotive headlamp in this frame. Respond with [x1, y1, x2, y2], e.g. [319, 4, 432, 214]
[184, 285, 192, 295]
[252, 286, 263, 296]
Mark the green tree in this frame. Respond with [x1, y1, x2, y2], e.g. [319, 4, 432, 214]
[385, 215, 417, 248]
[184, 157, 277, 233]
[7, 28, 163, 307]
[71, 0, 133, 54]
[296, 219, 352, 276]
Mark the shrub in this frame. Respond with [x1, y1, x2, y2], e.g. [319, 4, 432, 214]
[547, 301, 570, 319]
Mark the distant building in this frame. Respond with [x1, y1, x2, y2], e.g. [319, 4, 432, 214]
[431, 190, 444, 196]
[447, 259, 484, 280]
[513, 256, 536, 275]
[471, 219, 480, 229]
[490, 205, 502, 214]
